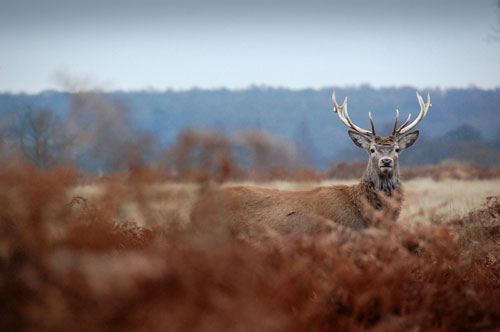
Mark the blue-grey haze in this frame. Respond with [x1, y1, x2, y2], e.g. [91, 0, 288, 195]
[2, 86, 500, 170]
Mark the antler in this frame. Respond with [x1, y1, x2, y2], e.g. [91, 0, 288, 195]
[332, 91, 375, 136]
[392, 91, 431, 136]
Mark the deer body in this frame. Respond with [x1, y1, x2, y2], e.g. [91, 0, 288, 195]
[191, 176, 401, 236]
[191, 91, 431, 237]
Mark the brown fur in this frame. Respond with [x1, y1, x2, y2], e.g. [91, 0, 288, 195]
[374, 135, 397, 145]
[190, 176, 402, 239]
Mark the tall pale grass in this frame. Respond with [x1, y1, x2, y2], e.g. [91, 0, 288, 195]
[71, 178, 500, 227]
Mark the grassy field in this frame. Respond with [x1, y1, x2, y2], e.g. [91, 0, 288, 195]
[2, 165, 500, 331]
[400, 178, 500, 224]
[72, 177, 500, 228]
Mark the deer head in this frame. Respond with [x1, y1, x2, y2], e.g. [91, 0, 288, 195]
[332, 91, 431, 193]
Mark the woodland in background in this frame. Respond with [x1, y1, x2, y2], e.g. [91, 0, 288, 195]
[1, 86, 500, 172]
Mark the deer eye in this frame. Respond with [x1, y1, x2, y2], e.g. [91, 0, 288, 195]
[370, 148, 376, 154]
[395, 148, 400, 153]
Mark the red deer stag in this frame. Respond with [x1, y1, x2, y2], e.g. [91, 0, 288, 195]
[191, 91, 431, 236]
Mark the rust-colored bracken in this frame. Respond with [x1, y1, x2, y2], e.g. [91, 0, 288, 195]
[0, 163, 500, 331]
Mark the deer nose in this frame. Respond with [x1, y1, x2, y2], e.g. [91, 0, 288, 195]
[381, 158, 393, 167]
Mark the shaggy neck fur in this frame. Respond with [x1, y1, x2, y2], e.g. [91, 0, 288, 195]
[354, 164, 403, 223]
[362, 161, 401, 198]
[356, 167, 403, 224]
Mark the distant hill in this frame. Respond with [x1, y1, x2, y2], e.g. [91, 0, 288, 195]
[1, 86, 499, 170]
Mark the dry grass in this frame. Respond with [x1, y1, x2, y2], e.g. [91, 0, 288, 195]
[71, 178, 500, 228]
[401, 178, 500, 225]
[70, 181, 200, 228]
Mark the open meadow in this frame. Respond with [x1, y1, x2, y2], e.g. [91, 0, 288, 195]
[2, 163, 500, 331]
[71, 177, 500, 229]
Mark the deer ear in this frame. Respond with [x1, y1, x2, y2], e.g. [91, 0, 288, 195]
[398, 130, 419, 150]
[348, 130, 371, 150]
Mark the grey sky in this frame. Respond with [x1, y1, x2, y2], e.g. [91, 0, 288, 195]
[1, 0, 499, 93]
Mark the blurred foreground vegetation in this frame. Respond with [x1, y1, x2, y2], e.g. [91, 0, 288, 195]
[1, 163, 500, 331]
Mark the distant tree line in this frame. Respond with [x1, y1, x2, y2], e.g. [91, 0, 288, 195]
[1, 86, 499, 172]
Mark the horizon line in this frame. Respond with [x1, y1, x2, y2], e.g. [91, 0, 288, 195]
[1, 83, 499, 95]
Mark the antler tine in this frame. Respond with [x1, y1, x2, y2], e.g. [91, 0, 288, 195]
[332, 91, 339, 108]
[332, 91, 350, 128]
[391, 109, 399, 135]
[395, 91, 431, 136]
[343, 101, 374, 135]
[392, 109, 412, 135]
[369, 112, 376, 135]
[396, 113, 412, 134]
[332, 90, 374, 136]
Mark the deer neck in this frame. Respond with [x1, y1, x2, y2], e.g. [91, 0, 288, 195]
[354, 165, 403, 224]
[361, 164, 401, 198]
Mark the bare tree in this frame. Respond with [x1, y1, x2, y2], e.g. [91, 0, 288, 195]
[66, 91, 155, 173]
[7, 106, 73, 169]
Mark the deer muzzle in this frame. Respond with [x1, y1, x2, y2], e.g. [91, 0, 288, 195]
[379, 158, 394, 172]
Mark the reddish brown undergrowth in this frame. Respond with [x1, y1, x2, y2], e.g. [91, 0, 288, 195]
[1, 164, 500, 331]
